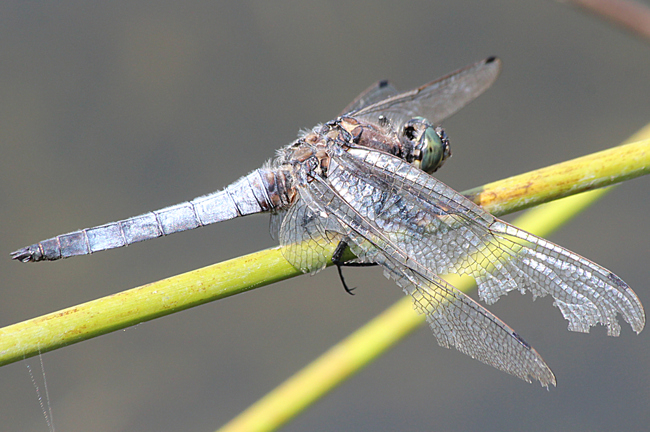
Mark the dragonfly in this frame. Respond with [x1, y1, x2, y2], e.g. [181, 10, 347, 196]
[12, 57, 645, 387]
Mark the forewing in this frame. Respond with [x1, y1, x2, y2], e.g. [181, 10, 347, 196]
[382, 259, 556, 387]
[477, 221, 645, 335]
[339, 80, 399, 116]
[351, 57, 501, 130]
[321, 145, 644, 337]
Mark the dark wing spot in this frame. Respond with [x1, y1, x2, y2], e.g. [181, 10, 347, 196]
[512, 332, 532, 350]
[608, 272, 629, 288]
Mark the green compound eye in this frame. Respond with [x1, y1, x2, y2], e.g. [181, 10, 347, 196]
[402, 117, 451, 174]
[418, 126, 447, 173]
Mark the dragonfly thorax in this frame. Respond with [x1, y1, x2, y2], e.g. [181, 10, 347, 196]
[335, 115, 451, 175]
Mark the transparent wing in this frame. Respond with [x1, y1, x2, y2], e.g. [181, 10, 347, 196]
[317, 145, 644, 336]
[274, 197, 343, 275]
[381, 259, 556, 387]
[281, 166, 555, 385]
[351, 57, 501, 130]
[339, 80, 399, 116]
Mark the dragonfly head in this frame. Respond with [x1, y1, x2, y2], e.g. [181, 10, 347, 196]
[401, 117, 451, 174]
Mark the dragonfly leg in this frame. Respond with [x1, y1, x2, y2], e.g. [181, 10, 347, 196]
[332, 240, 377, 295]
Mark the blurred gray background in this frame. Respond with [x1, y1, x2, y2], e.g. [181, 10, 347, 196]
[1, 1, 649, 431]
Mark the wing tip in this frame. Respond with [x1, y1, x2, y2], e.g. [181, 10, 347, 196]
[484, 56, 502, 72]
[539, 364, 558, 388]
